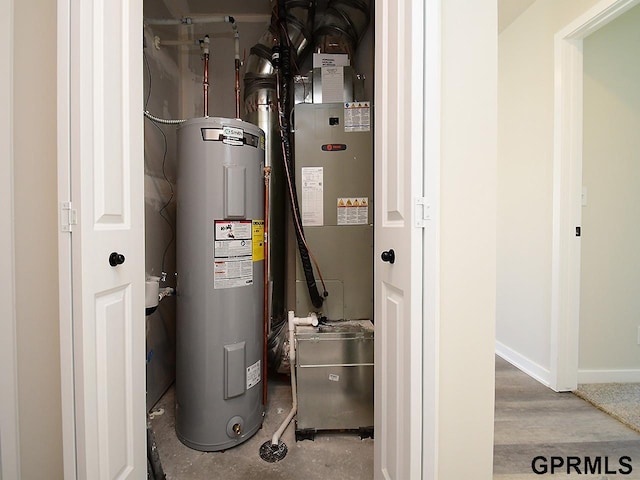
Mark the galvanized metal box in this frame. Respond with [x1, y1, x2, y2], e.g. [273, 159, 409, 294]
[295, 320, 374, 436]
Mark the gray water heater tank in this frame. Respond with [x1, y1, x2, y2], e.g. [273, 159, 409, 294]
[176, 117, 265, 451]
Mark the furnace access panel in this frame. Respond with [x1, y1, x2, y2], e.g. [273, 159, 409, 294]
[293, 102, 373, 321]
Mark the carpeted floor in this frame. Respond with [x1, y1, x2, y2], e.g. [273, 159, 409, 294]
[574, 383, 640, 434]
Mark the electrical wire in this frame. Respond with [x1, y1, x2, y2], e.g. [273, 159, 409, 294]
[143, 51, 176, 276]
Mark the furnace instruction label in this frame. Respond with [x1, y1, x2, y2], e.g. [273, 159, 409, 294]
[337, 197, 369, 225]
[213, 220, 253, 289]
[344, 102, 371, 132]
[301, 167, 324, 226]
[246, 360, 261, 389]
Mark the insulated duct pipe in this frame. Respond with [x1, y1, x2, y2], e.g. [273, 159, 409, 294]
[314, 0, 371, 58]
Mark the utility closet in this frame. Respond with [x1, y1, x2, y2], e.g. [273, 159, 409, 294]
[142, 0, 374, 475]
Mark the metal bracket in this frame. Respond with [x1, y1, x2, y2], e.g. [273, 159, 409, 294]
[415, 197, 431, 228]
[61, 201, 77, 232]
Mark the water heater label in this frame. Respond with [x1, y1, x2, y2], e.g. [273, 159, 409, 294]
[252, 220, 265, 262]
[213, 220, 254, 289]
[246, 360, 261, 390]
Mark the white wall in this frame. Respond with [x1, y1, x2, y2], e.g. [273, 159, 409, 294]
[438, 0, 496, 477]
[579, 3, 640, 381]
[180, 20, 271, 119]
[497, 0, 601, 384]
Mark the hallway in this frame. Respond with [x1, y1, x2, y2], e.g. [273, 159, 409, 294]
[494, 357, 640, 479]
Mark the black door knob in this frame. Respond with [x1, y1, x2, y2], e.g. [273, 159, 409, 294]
[109, 252, 126, 267]
[381, 249, 395, 264]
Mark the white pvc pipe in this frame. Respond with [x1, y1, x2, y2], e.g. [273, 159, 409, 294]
[271, 311, 318, 446]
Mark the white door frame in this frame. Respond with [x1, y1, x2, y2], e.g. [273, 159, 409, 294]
[551, 0, 640, 391]
[422, 0, 442, 477]
[0, 1, 21, 478]
[57, 0, 78, 477]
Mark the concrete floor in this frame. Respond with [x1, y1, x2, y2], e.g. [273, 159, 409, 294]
[149, 374, 374, 480]
[150, 357, 640, 479]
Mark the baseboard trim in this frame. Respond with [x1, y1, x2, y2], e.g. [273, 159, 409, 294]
[577, 369, 640, 384]
[496, 341, 552, 388]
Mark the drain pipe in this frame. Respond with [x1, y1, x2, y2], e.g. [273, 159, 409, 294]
[271, 310, 318, 447]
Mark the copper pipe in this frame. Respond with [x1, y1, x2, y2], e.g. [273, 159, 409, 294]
[235, 59, 241, 119]
[262, 166, 271, 406]
[203, 52, 209, 117]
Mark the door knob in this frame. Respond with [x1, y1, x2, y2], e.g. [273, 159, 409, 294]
[381, 249, 395, 264]
[109, 252, 126, 267]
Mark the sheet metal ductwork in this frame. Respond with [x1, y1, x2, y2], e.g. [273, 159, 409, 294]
[314, 0, 371, 58]
[242, 0, 371, 335]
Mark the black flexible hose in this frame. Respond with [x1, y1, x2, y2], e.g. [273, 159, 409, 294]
[277, 1, 325, 309]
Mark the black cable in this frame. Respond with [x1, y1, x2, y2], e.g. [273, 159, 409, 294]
[276, 1, 326, 307]
[143, 51, 152, 110]
[153, 123, 175, 275]
[143, 50, 176, 277]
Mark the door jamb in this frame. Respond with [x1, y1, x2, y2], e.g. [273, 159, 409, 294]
[550, 0, 640, 391]
[422, 0, 441, 477]
[57, 0, 78, 478]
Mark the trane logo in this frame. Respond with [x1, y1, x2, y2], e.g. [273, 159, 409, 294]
[321, 144, 347, 152]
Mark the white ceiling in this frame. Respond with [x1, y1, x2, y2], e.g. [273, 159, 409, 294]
[498, 0, 536, 33]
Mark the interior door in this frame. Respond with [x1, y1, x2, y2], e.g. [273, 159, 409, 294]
[67, 0, 146, 477]
[373, 0, 425, 478]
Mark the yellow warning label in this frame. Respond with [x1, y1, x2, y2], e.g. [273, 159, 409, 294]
[252, 220, 265, 262]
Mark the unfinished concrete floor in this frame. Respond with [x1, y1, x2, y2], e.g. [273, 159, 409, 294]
[149, 374, 374, 480]
[150, 357, 640, 479]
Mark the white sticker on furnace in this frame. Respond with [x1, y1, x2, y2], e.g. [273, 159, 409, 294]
[213, 220, 253, 289]
[301, 167, 324, 226]
[247, 360, 261, 389]
[328, 374, 340, 382]
[337, 197, 369, 225]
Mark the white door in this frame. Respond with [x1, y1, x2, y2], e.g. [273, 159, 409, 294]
[374, 0, 425, 478]
[63, 0, 146, 477]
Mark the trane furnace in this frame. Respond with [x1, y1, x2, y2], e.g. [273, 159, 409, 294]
[294, 102, 373, 321]
[292, 101, 374, 438]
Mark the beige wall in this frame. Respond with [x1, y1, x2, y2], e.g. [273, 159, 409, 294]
[579, 3, 640, 377]
[13, 0, 64, 477]
[1, 0, 20, 477]
[497, 0, 600, 382]
[438, 0, 496, 477]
